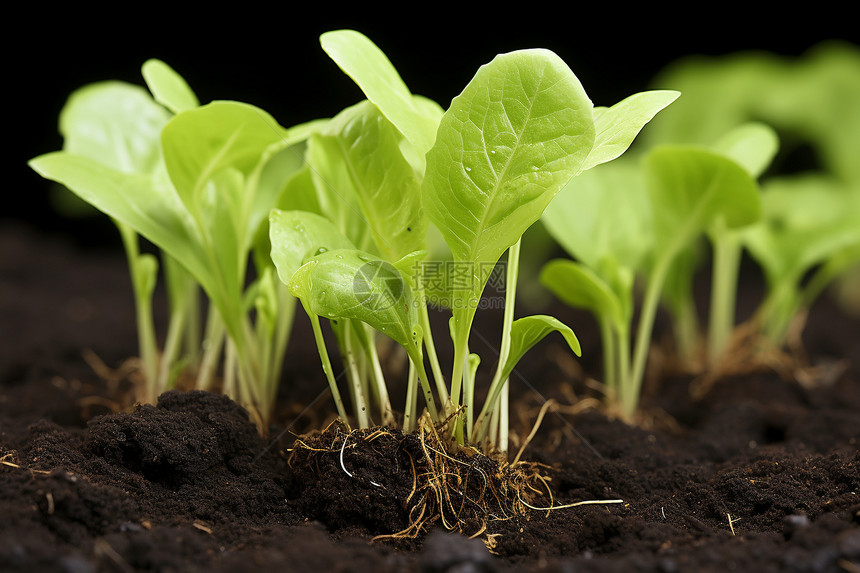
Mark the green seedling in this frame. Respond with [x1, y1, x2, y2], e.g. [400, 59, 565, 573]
[643, 41, 860, 349]
[542, 125, 763, 421]
[270, 30, 679, 448]
[29, 60, 311, 425]
[743, 176, 860, 343]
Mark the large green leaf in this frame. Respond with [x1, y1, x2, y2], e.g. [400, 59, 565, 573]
[320, 29, 442, 158]
[423, 49, 595, 295]
[161, 100, 289, 235]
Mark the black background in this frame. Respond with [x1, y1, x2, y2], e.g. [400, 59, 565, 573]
[8, 8, 857, 249]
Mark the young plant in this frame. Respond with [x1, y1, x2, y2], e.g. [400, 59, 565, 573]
[29, 60, 310, 425]
[541, 125, 764, 421]
[269, 30, 680, 449]
[743, 175, 860, 344]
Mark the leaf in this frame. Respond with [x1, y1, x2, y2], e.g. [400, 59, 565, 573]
[423, 48, 595, 295]
[498, 315, 581, 383]
[542, 158, 651, 273]
[644, 145, 762, 255]
[311, 101, 427, 261]
[744, 175, 860, 283]
[287, 249, 418, 348]
[712, 122, 779, 178]
[582, 90, 680, 172]
[28, 153, 209, 285]
[141, 59, 199, 114]
[320, 30, 442, 157]
[161, 100, 288, 230]
[539, 259, 626, 329]
[59, 81, 170, 174]
[269, 209, 356, 286]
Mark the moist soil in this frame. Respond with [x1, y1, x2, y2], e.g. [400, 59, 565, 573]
[2, 222, 859, 573]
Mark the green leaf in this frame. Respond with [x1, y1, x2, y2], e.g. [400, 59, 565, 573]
[320, 30, 442, 157]
[59, 81, 170, 174]
[498, 315, 581, 383]
[423, 48, 595, 294]
[539, 259, 626, 329]
[744, 175, 860, 283]
[712, 122, 779, 178]
[287, 249, 418, 348]
[28, 153, 209, 284]
[542, 158, 651, 273]
[582, 90, 680, 172]
[141, 59, 200, 114]
[269, 209, 356, 286]
[161, 100, 288, 231]
[644, 145, 762, 255]
[311, 101, 427, 261]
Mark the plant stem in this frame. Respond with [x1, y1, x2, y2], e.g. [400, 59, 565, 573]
[417, 292, 449, 405]
[403, 360, 418, 432]
[708, 231, 741, 364]
[473, 240, 520, 444]
[627, 253, 672, 421]
[304, 304, 350, 427]
[117, 224, 159, 401]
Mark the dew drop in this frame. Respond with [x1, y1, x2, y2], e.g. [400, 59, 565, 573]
[531, 165, 539, 172]
[465, 166, 472, 172]
[335, 254, 343, 259]
[489, 150, 496, 155]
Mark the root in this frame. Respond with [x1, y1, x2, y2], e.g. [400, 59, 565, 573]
[288, 418, 623, 546]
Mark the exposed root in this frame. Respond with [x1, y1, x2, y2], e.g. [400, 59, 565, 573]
[288, 417, 623, 547]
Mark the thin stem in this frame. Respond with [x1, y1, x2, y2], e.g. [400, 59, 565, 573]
[304, 304, 350, 427]
[708, 231, 741, 364]
[342, 321, 370, 428]
[417, 292, 449, 405]
[197, 308, 225, 392]
[403, 360, 418, 432]
[627, 254, 672, 421]
[117, 224, 159, 401]
[473, 241, 520, 444]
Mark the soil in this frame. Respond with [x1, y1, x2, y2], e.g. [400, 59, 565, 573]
[2, 221, 859, 573]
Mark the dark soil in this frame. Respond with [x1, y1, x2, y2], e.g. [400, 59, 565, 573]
[2, 222, 859, 572]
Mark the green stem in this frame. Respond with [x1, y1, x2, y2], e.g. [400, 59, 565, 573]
[417, 292, 449, 405]
[627, 253, 672, 421]
[708, 231, 741, 364]
[197, 308, 225, 392]
[304, 304, 350, 427]
[598, 317, 617, 394]
[117, 224, 159, 401]
[403, 360, 418, 432]
[341, 321, 370, 428]
[473, 240, 520, 444]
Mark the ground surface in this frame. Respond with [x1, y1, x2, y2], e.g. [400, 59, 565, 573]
[2, 223, 859, 572]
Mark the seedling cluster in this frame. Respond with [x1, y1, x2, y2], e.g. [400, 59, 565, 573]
[30, 33, 859, 449]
